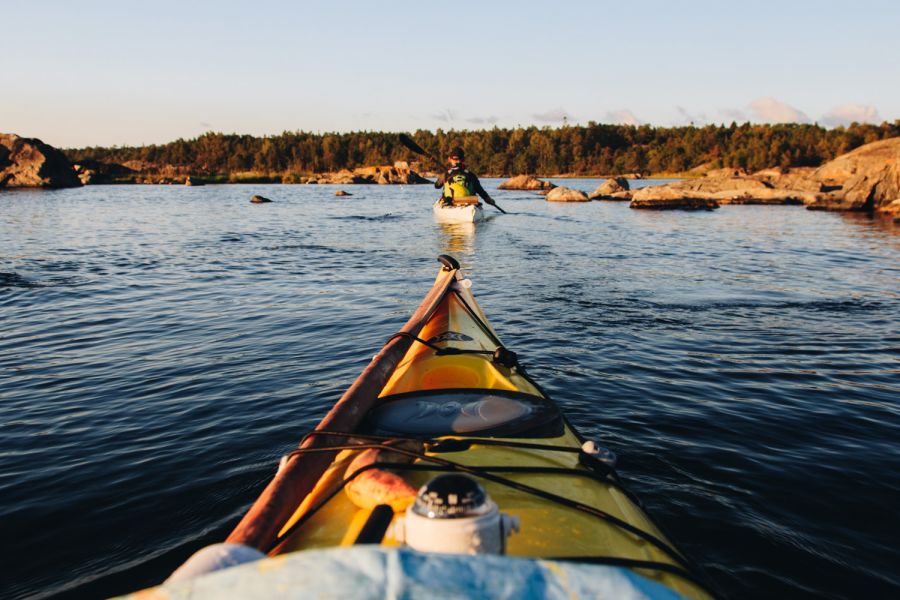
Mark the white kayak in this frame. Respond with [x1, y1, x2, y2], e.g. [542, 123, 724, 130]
[433, 198, 484, 224]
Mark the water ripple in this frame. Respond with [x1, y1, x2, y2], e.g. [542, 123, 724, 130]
[1, 182, 898, 599]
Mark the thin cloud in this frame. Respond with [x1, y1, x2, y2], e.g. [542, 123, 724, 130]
[466, 115, 499, 125]
[431, 109, 458, 123]
[532, 108, 574, 123]
[748, 97, 810, 123]
[200, 122, 213, 128]
[718, 108, 747, 122]
[820, 103, 882, 127]
[676, 106, 707, 125]
[603, 109, 642, 126]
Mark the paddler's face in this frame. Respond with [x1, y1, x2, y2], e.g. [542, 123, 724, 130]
[449, 156, 461, 166]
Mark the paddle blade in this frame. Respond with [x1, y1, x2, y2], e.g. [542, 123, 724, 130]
[398, 133, 427, 156]
[399, 133, 444, 171]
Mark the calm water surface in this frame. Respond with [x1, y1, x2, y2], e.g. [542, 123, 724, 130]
[2, 180, 898, 599]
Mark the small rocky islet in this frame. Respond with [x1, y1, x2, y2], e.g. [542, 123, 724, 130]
[1, 132, 897, 221]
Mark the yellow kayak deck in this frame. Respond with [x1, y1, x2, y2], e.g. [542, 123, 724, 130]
[260, 268, 712, 599]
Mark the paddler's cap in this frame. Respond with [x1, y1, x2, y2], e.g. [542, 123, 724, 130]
[448, 147, 465, 160]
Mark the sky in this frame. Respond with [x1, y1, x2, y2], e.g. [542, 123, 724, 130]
[3, 0, 899, 148]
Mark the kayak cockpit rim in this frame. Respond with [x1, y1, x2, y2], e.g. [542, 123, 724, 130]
[362, 388, 565, 439]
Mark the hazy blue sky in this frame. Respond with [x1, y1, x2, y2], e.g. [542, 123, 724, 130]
[4, 0, 898, 147]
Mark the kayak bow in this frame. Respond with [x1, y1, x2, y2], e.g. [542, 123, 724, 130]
[158, 255, 715, 599]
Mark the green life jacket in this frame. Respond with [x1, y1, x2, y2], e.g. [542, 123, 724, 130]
[442, 169, 475, 199]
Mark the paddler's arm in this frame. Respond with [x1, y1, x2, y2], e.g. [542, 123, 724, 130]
[434, 171, 448, 189]
[471, 173, 496, 204]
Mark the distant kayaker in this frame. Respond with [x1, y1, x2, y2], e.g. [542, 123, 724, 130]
[434, 147, 501, 211]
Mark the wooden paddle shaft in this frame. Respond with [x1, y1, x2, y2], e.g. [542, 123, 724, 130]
[227, 267, 458, 551]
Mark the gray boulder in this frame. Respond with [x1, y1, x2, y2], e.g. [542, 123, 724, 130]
[546, 186, 589, 202]
[498, 175, 556, 190]
[588, 177, 630, 200]
[0, 133, 81, 188]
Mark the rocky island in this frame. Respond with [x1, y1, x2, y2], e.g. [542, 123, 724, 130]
[2, 127, 897, 221]
[490, 137, 899, 220]
[622, 137, 899, 218]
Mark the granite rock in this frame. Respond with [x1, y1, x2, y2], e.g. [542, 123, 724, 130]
[546, 186, 589, 202]
[0, 133, 81, 188]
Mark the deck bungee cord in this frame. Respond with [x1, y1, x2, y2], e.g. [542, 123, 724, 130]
[271, 431, 708, 589]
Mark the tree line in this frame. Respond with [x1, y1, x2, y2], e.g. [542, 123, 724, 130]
[66, 121, 900, 177]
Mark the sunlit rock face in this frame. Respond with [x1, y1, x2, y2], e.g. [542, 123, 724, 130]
[810, 137, 900, 211]
[589, 177, 630, 200]
[0, 133, 81, 189]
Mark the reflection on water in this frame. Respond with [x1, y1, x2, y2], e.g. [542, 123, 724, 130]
[837, 211, 900, 238]
[435, 221, 477, 259]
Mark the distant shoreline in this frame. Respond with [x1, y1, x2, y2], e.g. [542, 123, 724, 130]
[63, 122, 900, 185]
[66, 171, 692, 187]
